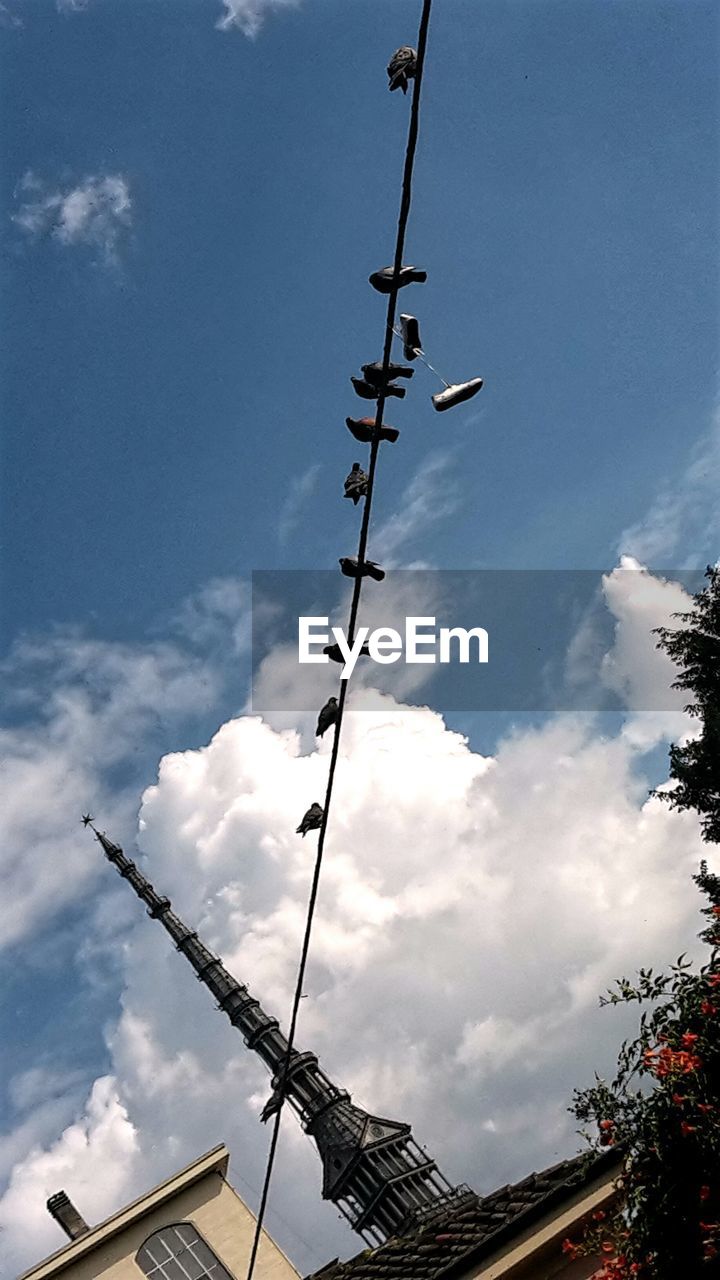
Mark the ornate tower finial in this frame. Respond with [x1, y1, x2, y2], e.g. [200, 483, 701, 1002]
[87, 821, 475, 1244]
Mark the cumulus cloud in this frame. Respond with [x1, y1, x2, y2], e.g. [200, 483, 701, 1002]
[0, 1078, 139, 1268]
[0, 567, 712, 1277]
[566, 558, 697, 748]
[215, 0, 301, 38]
[12, 173, 132, 263]
[0, 627, 222, 952]
[598, 558, 697, 748]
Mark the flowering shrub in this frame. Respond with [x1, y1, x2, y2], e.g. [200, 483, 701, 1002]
[568, 863, 720, 1278]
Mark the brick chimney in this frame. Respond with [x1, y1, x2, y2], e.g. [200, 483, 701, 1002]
[46, 1191, 90, 1241]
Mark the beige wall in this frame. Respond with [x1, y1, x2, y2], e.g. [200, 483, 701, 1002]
[23, 1168, 298, 1280]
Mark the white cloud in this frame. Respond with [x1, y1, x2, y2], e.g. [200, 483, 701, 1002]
[171, 576, 251, 656]
[0, 2, 22, 28]
[0, 628, 222, 951]
[215, 0, 301, 38]
[0, 568, 713, 1277]
[0, 1079, 139, 1270]
[278, 464, 322, 546]
[618, 414, 720, 566]
[374, 450, 461, 567]
[12, 173, 132, 263]
[598, 558, 696, 748]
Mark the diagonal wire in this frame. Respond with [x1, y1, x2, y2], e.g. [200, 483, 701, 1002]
[244, 6, 434, 1276]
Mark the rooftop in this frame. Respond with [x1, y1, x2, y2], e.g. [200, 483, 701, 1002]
[18, 1144, 230, 1280]
[305, 1148, 622, 1280]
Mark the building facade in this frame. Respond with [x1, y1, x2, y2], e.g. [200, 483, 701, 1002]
[18, 1145, 298, 1280]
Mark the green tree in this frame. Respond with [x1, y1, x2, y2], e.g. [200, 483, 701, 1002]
[654, 566, 720, 843]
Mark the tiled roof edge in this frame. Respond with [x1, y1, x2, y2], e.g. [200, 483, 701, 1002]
[435, 1148, 623, 1279]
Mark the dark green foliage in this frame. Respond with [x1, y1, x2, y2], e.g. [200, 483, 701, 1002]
[654, 567, 720, 843]
[570, 873, 720, 1278]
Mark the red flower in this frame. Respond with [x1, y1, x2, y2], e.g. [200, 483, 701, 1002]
[561, 1238, 578, 1257]
[672, 1092, 685, 1106]
[681, 1032, 699, 1047]
[708, 973, 720, 987]
[698, 1102, 715, 1114]
[711, 905, 720, 917]
[680, 1121, 696, 1136]
[599, 1119, 614, 1131]
[701, 1001, 716, 1015]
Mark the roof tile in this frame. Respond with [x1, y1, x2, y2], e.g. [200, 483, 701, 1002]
[304, 1150, 620, 1280]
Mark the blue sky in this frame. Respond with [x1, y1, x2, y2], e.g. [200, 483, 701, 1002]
[3, 0, 718, 645]
[1, 2, 719, 1277]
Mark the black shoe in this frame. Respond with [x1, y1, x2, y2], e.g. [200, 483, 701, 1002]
[324, 642, 371, 663]
[432, 378, 484, 412]
[351, 376, 405, 401]
[361, 361, 414, 385]
[346, 416, 400, 444]
[316, 696, 339, 738]
[344, 462, 368, 504]
[296, 802, 323, 837]
[369, 265, 427, 294]
[339, 556, 385, 582]
[387, 46, 417, 93]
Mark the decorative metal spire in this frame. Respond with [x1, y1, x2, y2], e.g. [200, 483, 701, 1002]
[87, 821, 474, 1244]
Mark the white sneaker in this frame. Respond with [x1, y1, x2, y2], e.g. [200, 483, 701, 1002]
[432, 378, 483, 412]
[399, 314, 422, 360]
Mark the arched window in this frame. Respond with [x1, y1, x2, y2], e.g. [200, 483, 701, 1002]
[136, 1223, 236, 1280]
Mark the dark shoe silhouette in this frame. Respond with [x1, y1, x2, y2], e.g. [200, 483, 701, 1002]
[339, 557, 385, 582]
[369, 265, 427, 294]
[346, 416, 400, 444]
[351, 376, 406, 401]
[362, 361, 414, 385]
[387, 46, 417, 94]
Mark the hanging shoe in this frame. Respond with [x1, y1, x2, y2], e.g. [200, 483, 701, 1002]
[324, 642, 371, 663]
[296, 802, 323, 837]
[361, 361, 414, 385]
[344, 462, 368, 504]
[351, 376, 405, 401]
[346, 416, 400, 445]
[339, 557, 385, 582]
[316, 696, 339, 738]
[399, 314, 423, 360]
[369, 265, 427, 294]
[387, 46, 417, 94]
[432, 378, 484, 412]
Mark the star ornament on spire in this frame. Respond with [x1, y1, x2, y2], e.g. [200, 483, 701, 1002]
[81, 813, 94, 828]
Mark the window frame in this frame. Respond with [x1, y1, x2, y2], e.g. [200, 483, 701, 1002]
[135, 1219, 237, 1280]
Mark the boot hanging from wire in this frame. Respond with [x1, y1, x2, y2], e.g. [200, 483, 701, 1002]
[344, 462, 368, 505]
[387, 46, 417, 94]
[393, 314, 483, 412]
